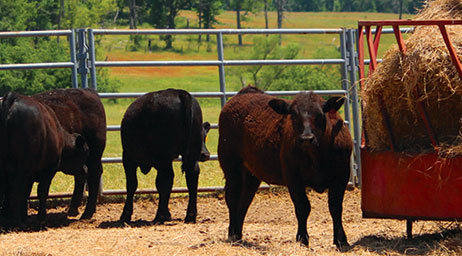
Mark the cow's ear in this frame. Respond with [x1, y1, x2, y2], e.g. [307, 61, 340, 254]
[203, 122, 211, 133]
[322, 97, 344, 114]
[269, 99, 291, 115]
[75, 134, 86, 149]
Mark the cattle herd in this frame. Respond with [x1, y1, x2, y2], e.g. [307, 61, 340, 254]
[0, 86, 353, 250]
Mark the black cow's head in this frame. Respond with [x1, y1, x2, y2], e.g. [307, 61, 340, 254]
[60, 133, 90, 176]
[268, 92, 344, 146]
[199, 122, 211, 161]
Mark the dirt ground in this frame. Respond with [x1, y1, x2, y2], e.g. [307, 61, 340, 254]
[1, 188, 462, 256]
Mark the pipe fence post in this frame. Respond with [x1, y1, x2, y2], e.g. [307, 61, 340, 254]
[77, 29, 89, 88]
[340, 29, 352, 130]
[340, 29, 356, 188]
[69, 29, 78, 88]
[348, 28, 362, 187]
[88, 29, 97, 90]
[217, 32, 227, 107]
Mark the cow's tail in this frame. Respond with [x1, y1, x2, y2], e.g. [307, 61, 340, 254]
[0, 92, 17, 156]
[179, 91, 194, 173]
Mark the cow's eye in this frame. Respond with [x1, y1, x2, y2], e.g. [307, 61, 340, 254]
[315, 114, 326, 130]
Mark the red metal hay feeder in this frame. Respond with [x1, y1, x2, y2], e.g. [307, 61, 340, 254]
[358, 20, 462, 238]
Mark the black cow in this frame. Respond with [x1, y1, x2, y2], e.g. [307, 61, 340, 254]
[0, 92, 89, 226]
[33, 88, 107, 219]
[120, 89, 210, 224]
[218, 86, 353, 249]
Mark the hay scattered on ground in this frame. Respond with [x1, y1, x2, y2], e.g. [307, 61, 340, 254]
[1, 189, 462, 256]
[362, 0, 462, 154]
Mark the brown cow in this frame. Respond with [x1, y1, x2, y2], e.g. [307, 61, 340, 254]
[0, 92, 89, 227]
[33, 88, 107, 219]
[218, 86, 352, 249]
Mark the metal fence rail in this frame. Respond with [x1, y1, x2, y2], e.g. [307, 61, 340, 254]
[87, 28, 353, 107]
[98, 90, 348, 99]
[86, 28, 361, 192]
[91, 28, 344, 35]
[1, 28, 362, 198]
[0, 30, 79, 88]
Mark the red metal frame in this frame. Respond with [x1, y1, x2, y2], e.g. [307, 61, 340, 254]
[358, 20, 462, 221]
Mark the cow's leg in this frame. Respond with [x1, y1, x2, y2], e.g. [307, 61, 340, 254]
[37, 172, 55, 223]
[287, 178, 311, 247]
[68, 175, 85, 217]
[153, 162, 173, 224]
[328, 168, 350, 249]
[80, 159, 103, 219]
[0, 170, 6, 219]
[120, 159, 138, 223]
[6, 168, 25, 227]
[21, 180, 33, 223]
[223, 160, 243, 242]
[234, 168, 261, 238]
[184, 162, 199, 223]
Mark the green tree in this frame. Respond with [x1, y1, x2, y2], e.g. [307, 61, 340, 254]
[229, 36, 299, 87]
[0, 0, 36, 31]
[228, 36, 341, 92]
[194, 0, 221, 42]
[148, 0, 189, 49]
[0, 0, 120, 95]
[61, 0, 118, 28]
[267, 47, 341, 91]
[229, 0, 263, 45]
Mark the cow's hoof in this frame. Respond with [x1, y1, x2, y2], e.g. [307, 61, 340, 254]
[80, 211, 94, 220]
[67, 208, 79, 217]
[227, 234, 242, 243]
[153, 219, 164, 225]
[184, 215, 196, 224]
[38, 222, 48, 231]
[153, 214, 171, 225]
[119, 213, 131, 223]
[296, 234, 309, 247]
[119, 218, 131, 223]
[335, 240, 350, 252]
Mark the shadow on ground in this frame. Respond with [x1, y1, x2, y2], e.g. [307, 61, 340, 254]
[98, 218, 183, 229]
[353, 227, 462, 255]
[0, 212, 76, 233]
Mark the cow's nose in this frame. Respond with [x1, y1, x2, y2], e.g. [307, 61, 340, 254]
[300, 134, 316, 145]
[200, 152, 210, 161]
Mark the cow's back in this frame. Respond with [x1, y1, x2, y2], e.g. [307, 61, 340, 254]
[218, 88, 286, 185]
[121, 89, 194, 165]
[2, 93, 63, 174]
[33, 88, 106, 142]
[33, 89, 106, 168]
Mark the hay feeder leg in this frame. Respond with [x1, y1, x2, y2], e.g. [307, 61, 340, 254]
[406, 219, 413, 239]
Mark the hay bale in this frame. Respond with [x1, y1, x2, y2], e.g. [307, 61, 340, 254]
[362, 0, 462, 153]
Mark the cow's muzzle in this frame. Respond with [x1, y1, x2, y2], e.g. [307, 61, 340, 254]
[199, 151, 210, 162]
[299, 133, 317, 145]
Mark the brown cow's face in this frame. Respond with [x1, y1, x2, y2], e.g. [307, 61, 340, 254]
[269, 93, 344, 146]
[290, 95, 326, 146]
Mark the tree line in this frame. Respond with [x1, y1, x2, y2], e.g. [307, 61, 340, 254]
[2, 0, 423, 42]
[121, 0, 423, 46]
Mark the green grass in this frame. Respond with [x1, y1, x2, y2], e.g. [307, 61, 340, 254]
[46, 10, 413, 195]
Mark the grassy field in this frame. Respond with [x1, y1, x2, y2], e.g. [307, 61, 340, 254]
[47, 10, 413, 194]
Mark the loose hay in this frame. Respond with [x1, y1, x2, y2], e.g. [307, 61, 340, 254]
[1, 190, 462, 256]
[362, 0, 462, 153]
